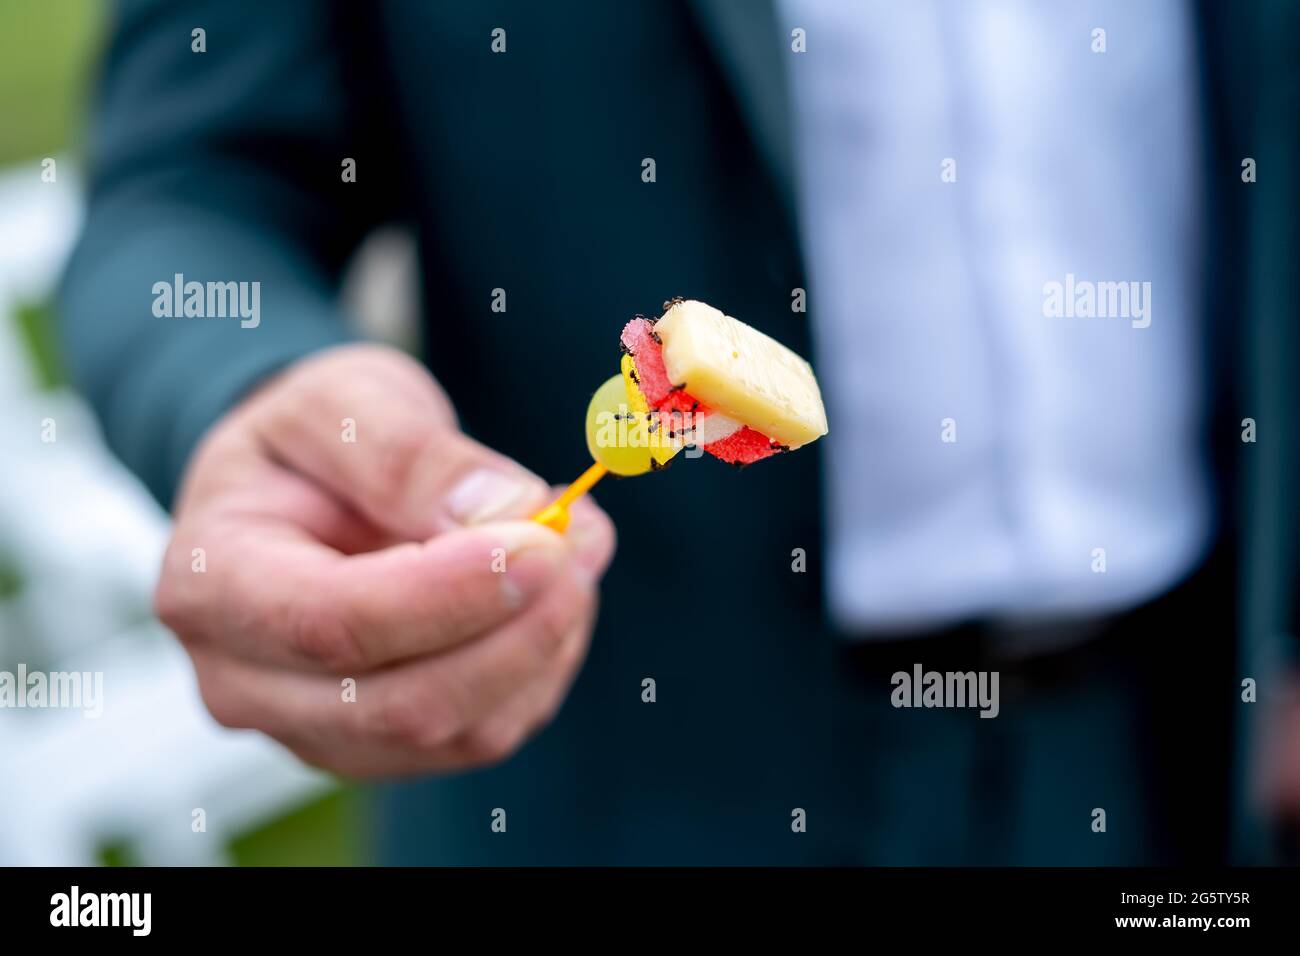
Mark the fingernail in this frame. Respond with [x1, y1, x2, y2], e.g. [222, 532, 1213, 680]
[447, 469, 533, 525]
[494, 522, 566, 610]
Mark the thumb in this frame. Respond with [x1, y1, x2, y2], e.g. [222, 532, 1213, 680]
[252, 354, 551, 539]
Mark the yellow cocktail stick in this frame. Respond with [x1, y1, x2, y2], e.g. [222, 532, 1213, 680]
[532, 461, 608, 532]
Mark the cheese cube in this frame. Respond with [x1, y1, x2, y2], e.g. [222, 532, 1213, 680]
[655, 300, 828, 447]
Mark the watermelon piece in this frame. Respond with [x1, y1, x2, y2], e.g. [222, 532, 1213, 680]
[619, 318, 672, 401]
[622, 312, 782, 465]
[619, 317, 697, 413]
[620, 317, 705, 418]
[703, 426, 784, 466]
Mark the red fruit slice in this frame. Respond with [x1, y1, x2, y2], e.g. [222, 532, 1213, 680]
[703, 426, 782, 466]
[620, 316, 704, 415]
[621, 313, 780, 465]
[620, 318, 674, 403]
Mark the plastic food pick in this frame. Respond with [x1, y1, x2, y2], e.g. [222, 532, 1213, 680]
[532, 462, 607, 533]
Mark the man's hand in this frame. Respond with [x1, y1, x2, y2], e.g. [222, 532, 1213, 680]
[155, 344, 615, 777]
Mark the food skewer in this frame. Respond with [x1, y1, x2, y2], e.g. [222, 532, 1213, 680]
[532, 462, 608, 532]
[531, 299, 828, 534]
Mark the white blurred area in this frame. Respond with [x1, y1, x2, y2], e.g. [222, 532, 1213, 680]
[0, 161, 333, 865]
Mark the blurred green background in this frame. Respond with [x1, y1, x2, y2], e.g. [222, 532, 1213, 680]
[0, 0, 369, 866]
[0, 0, 101, 167]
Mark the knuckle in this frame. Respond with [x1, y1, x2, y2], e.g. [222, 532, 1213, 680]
[152, 576, 185, 633]
[538, 686, 571, 727]
[374, 420, 439, 502]
[533, 584, 592, 660]
[288, 600, 366, 671]
[354, 347, 441, 393]
[194, 670, 248, 730]
[458, 722, 524, 768]
[284, 742, 333, 774]
[533, 608, 571, 660]
[376, 687, 457, 752]
[205, 699, 246, 730]
[153, 554, 199, 637]
[557, 626, 590, 671]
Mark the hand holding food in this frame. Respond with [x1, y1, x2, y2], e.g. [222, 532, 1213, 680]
[155, 345, 615, 777]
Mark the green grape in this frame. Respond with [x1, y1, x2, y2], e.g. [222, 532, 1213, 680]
[584, 373, 680, 476]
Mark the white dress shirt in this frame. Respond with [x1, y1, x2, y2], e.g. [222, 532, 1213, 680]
[779, 0, 1211, 632]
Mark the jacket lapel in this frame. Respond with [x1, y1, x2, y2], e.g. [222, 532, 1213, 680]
[686, 0, 798, 233]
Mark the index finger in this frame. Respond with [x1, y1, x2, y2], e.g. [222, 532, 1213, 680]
[166, 517, 569, 672]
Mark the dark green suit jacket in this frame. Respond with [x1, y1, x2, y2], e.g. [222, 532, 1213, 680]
[59, 0, 1297, 863]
